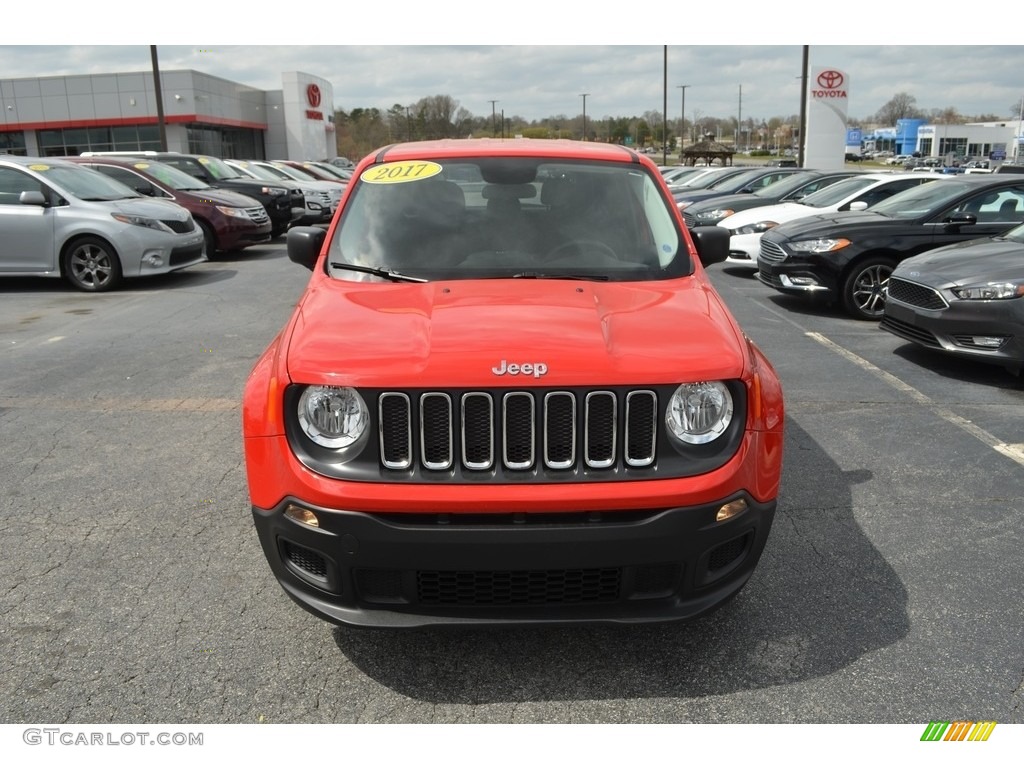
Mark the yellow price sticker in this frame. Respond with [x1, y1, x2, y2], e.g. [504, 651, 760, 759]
[28, 164, 50, 171]
[133, 163, 151, 170]
[360, 161, 442, 184]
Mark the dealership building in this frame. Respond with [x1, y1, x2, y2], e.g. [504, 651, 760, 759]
[0, 69, 335, 161]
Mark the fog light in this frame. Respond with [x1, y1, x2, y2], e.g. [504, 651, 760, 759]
[716, 498, 748, 522]
[969, 336, 1006, 349]
[142, 254, 164, 267]
[285, 504, 319, 528]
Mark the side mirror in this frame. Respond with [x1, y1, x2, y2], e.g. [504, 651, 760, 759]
[848, 201, 869, 211]
[946, 212, 977, 226]
[19, 190, 47, 206]
[287, 226, 327, 271]
[690, 226, 729, 266]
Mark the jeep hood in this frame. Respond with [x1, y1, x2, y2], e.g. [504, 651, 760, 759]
[285, 277, 748, 388]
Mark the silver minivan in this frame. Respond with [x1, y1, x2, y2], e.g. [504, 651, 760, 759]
[0, 155, 206, 291]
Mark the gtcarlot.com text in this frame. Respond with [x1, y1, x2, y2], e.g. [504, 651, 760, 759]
[23, 728, 203, 747]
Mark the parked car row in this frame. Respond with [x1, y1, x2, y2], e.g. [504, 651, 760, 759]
[694, 165, 1024, 377]
[0, 154, 206, 292]
[0, 149, 352, 292]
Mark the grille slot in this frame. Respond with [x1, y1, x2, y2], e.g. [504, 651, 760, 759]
[416, 568, 621, 605]
[162, 218, 195, 234]
[880, 315, 941, 347]
[282, 540, 328, 579]
[379, 388, 659, 474]
[758, 239, 788, 264]
[887, 277, 948, 310]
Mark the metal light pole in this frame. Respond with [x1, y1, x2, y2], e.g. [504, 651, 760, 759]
[580, 93, 589, 141]
[662, 45, 668, 165]
[488, 100, 498, 138]
[677, 85, 689, 158]
[149, 45, 168, 151]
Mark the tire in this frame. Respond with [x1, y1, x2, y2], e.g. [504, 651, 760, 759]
[62, 236, 123, 292]
[841, 256, 896, 320]
[198, 219, 217, 260]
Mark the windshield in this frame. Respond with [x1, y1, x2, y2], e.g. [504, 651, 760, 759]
[798, 175, 879, 207]
[751, 171, 819, 198]
[682, 169, 743, 190]
[35, 162, 142, 201]
[195, 156, 245, 181]
[708, 168, 770, 191]
[309, 163, 352, 181]
[867, 179, 975, 219]
[328, 157, 687, 282]
[231, 162, 282, 182]
[127, 161, 211, 191]
[273, 164, 318, 181]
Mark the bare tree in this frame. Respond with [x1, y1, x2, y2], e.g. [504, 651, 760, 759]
[875, 93, 923, 125]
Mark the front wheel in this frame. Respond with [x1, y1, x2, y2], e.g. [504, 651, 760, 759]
[841, 256, 896, 320]
[63, 236, 123, 292]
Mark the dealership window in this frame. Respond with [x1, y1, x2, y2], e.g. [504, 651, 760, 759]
[37, 124, 163, 156]
[0, 131, 28, 156]
[187, 125, 264, 159]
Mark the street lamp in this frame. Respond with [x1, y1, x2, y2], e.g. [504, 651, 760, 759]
[580, 93, 589, 141]
[677, 85, 689, 155]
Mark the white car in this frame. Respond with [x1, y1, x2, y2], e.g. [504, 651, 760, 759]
[720, 172, 942, 270]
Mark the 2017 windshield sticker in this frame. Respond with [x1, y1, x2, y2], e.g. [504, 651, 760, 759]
[361, 161, 442, 184]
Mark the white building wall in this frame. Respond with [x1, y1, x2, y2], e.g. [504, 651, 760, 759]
[280, 71, 334, 160]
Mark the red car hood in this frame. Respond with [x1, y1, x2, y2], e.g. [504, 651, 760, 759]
[285, 277, 748, 387]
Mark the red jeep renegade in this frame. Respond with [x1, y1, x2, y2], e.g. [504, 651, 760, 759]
[243, 139, 784, 628]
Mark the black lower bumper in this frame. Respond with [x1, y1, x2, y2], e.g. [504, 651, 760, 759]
[252, 494, 776, 628]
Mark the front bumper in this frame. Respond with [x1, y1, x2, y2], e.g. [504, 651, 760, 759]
[881, 297, 1024, 373]
[252, 493, 776, 628]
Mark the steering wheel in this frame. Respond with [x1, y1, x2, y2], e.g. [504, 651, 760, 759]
[545, 239, 618, 263]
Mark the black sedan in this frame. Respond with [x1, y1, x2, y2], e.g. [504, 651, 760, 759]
[681, 169, 864, 228]
[673, 166, 804, 212]
[881, 224, 1024, 376]
[757, 175, 1024, 320]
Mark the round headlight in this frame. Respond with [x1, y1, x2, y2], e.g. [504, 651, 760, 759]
[297, 386, 369, 449]
[666, 382, 734, 445]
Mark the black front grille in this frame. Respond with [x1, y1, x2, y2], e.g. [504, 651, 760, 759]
[682, 211, 697, 229]
[379, 388, 658, 473]
[246, 206, 270, 225]
[282, 540, 328, 578]
[169, 244, 204, 266]
[759, 239, 788, 264]
[880, 315, 941, 347]
[887, 277, 948, 310]
[416, 568, 621, 605]
[162, 218, 196, 234]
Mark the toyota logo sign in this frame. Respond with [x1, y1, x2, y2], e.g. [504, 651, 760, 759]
[307, 84, 322, 108]
[816, 70, 844, 89]
[811, 69, 848, 99]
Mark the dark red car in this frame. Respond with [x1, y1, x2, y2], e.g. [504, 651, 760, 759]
[68, 157, 272, 256]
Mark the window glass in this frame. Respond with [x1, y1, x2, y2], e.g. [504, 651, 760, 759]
[329, 157, 684, 282]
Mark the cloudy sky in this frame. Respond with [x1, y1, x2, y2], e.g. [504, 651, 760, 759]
[3, 12, 1022, 125]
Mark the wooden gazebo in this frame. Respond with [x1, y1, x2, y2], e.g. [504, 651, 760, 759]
[680, 134, 736, 167]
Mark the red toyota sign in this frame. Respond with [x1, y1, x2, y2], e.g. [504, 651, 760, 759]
[811, 69, 848, 99]
[816, 70, 844, 89]
[307, 84, 322, 108]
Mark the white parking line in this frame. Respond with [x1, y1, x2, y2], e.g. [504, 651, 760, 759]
[806, 331, 1024, 469]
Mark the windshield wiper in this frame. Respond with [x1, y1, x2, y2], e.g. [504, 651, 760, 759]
[511, 272, 610, 281]
[330, 262, 428, 283]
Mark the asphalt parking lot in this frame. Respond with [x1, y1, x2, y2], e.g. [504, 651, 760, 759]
[1, 242, 1022, 725]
